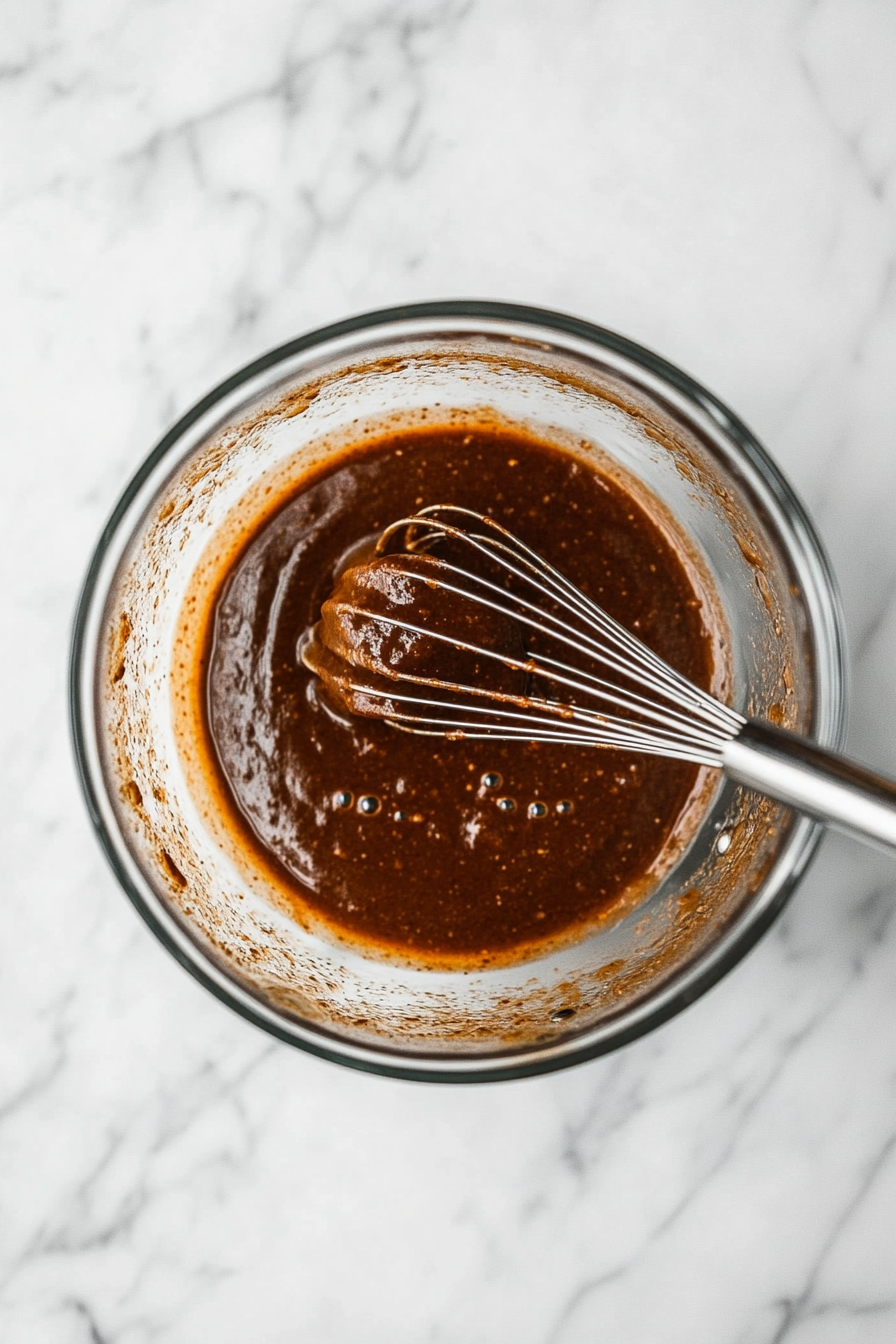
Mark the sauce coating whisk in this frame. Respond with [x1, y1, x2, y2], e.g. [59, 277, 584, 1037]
[304, 505, 896, 852]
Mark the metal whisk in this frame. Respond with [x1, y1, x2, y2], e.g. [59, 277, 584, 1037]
[307, 505, 896, 852]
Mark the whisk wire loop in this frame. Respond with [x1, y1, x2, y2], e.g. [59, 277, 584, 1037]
[323, 505, 746, 765]
[379, 506, 741, 735]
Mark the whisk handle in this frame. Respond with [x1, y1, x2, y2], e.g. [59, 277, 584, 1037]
[722, 720, 896, 851]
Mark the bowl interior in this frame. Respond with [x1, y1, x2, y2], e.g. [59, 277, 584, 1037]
[73, 307, 844, 1079]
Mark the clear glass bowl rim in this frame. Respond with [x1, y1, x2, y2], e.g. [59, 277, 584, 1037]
[70, 300, 847, 1083]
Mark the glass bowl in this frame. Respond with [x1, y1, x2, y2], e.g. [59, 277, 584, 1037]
[70, 301, 846, 1081]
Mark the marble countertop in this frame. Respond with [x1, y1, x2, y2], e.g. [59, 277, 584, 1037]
[3, 2, 896, 1340]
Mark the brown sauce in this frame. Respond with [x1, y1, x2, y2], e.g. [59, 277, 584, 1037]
[202, 424, 715, 966]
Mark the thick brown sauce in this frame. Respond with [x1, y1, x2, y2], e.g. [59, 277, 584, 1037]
[202, 424, 714, 964]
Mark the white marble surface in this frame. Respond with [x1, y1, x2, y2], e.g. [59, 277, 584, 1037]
[3, 1, 896, 1339]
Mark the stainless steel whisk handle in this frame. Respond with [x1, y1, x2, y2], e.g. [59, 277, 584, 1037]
[722, 720, 896, 851]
